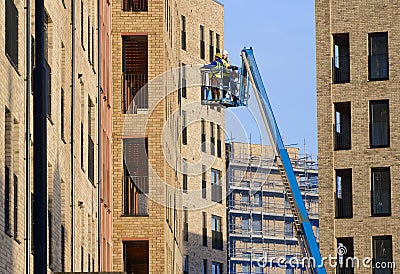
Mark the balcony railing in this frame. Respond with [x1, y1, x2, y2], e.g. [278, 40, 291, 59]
[212, 230, 223, 250]
[332, 55, 350, 83]
[335, 189, 353, 218]
[211, 184, 222, 203]
[334, 124, 351, 150]
[122, 0, 148, 12]
[122, 73, 148, 113]
[124, 175, 148, 216]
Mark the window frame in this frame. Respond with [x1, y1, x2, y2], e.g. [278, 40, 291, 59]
[371, 167, 391, 217]
[369, 100, 390, 148]
[368, 32, 389, 81]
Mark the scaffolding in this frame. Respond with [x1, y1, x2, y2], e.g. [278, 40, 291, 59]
[226, 142, 319, 274]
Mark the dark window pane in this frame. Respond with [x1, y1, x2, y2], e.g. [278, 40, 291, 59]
[371, 168, 391, 216]
[369, 33, 388, 80]
[370, 100, 389, 148]
[122, 0, 148, 12]
[373, 236, 393, 274]
[5, 0, 18, 68]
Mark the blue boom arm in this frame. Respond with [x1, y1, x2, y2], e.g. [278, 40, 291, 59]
[241, 48, 326, 274]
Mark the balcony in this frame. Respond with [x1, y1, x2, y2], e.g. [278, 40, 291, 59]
[122, 73, 148, 113]
[122, 0, 147, 12]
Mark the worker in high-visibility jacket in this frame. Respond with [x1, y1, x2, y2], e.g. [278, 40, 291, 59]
[202, 53, 223, 99]
[221, 50, 231, 99]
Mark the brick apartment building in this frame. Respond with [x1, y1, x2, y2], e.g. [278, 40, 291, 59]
[111, 0, 226, 273]
[316, 1, 399, 273]
[0, 0, 112, 272]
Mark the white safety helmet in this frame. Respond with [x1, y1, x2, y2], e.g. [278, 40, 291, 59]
[223, 49, 229, 55]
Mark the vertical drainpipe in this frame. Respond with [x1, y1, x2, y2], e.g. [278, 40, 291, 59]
[71, 0, 76, 270]
[25, 0, 31, 273]
[33, 0, 48, 272]
[97, 0, 102, 270]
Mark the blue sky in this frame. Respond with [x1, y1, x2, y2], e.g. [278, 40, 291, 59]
[219, 1, 318, 157]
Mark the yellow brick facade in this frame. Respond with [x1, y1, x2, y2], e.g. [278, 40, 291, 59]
[316, 1, 400, 273]
[0, 0, 101, 272]
[111, 0, 225, 273]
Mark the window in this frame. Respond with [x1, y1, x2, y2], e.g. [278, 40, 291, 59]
[284, 220, 293, 237]
[45, 11, 52, 118]
[181, 16, 186, 50]
[122, 36, 148, 112]
[182, 110, 187, 145]
[212, 215, 223, 250]
[252, 217, 261, 235]
[80, 123, 84, 170]
[183, 159, 188, 192]
[370, 100, 389, 148]
[202, 259, 207, 274]
[183, 207, 188, 241]
[369, 32, 388, 81]
[13, 174, 18, 239]
[4, 165, 11, 234]
[334, 102, 351, 150]
[209, 30, 214, 62]
[123, 241, 149, 274]
[372, 236, 393, 274]
[212, 261, 222, 274]
[335, 169, 352, 218]
[4, 109, 12, 235]
[81, 1, 85, 50]
[242, 216, 250, 232]
[202, 212, 207, 246]
[123, 138, 149, 215]
[46, 59, 52, 119]
[216, 33, 220, 54]
[88, 17, 91, 63]
[217, 125, 222, 157]
[332, 33, 350, 83]
[202, 165, 206, 199]
[61, 225, 65, 271]
[181, 63, 187, 98]
[48, 210, 53, 268]
[61, 88, 65, 141]
[200, 26, 205, 59]
[183, 255, 189, 274]
[201, 119, 206, 152]
[210, 122, 215, 155]
[122, 0, 148, 12]
[336, 238, 354, 273]
[5, 0, 18, 69]
[211, 169, 222, 203]
[371, 168, 391, 216]
[88, 98, 95, 183]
